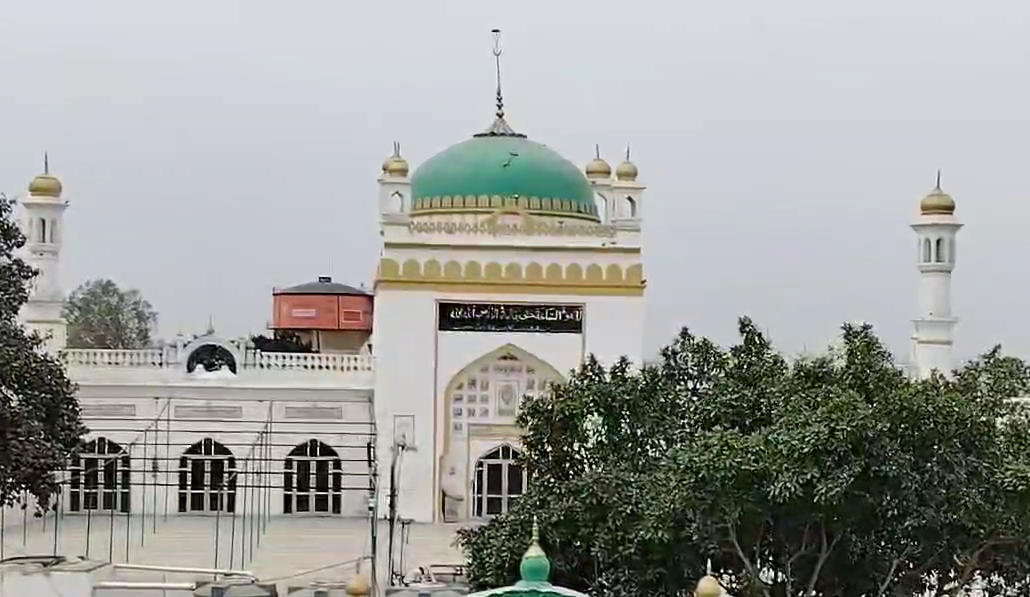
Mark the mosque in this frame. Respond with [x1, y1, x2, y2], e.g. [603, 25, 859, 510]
[0, 34, 960, 593]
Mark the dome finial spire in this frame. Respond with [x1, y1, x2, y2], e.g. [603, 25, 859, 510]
[625, 143, 631, 161]
[595, 144, 601, 159]
[474, 29, 525, 138]
[935, 169, 942, 190]
[44, 151, 50, 174]
[492, 28, 504, 119]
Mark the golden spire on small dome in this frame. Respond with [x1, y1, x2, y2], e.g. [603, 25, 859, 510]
[920, 170, 956, 216]
[28, 152, 63, 198]
[615, 144, 638, 181]
[382, 141, 409, 177]
[585, 144, 612, 179]
[694, 575, 723, 597]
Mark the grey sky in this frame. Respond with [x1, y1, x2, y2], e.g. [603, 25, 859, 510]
[1, 0, 1028, 362]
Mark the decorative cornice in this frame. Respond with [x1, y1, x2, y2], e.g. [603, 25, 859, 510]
[411, 194, 599, 221]
[375, 257, 644, 297]
[408, 207, 616, 238]
[383, 241, 640, 254]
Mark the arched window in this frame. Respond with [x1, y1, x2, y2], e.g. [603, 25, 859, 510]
[178, 438, 236, 513]
[38, 218, 46, 244]
[922, 238, 932, 262]
[625, 196, 637, 218]
[68, 437, 130, 513]
[49, 219, 58, 244]
[389, 191, 404, 212]
[186, 344, 238, 374]
[934, 238, 946, 263]
[283, 439, 342, 515]
[949, 238, 956, 263]
[472, 444, 526, 519]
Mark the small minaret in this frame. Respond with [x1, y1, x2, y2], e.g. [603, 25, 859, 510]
[18, 154, 70, 353]
[911, 171, 961, 379]
[611, 144, 644, 228]
[378, 141, 411, 223]
[584, 144, 614, 222]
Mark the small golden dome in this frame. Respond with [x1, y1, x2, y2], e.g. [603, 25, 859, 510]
[615, 160, 638, 181]
[695, 575, 723, 597]
[28, 173, 62, 198]
[585, 157, 611, 179]
[383, 155, 409, 177]
[345, 572, 370, 596]
[920, 187, 955, 215]
[382, 141, 409, 178]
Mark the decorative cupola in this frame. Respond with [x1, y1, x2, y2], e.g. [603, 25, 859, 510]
[585, 144, 612, 179]
[382, 142, 410, 179]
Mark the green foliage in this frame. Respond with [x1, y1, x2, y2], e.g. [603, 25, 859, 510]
[457, 317, 1030, 597]
[0, 193, 86, 508]
[64, 278, 157, 349]
[250, 330, 313, 353]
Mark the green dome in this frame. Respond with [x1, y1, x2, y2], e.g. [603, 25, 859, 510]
[519, 544, 551, 584]
[410, 127, 599, 222]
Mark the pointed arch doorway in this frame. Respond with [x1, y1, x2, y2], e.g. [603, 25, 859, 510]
[439, 344, 562, 521]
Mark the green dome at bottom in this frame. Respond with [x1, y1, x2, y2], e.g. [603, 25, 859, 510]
[410, 134, 599, 222]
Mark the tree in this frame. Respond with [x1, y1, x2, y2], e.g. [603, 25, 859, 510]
[457, 318, 1030, 597]
[64, 278, 157, 349]
[250, 330, 313, 353]
[0, 193, 86, 509]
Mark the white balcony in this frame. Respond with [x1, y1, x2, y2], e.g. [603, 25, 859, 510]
[58, 336, 374, 389]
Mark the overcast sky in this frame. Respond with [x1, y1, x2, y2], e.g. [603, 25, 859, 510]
[1, 0, 1028, 362]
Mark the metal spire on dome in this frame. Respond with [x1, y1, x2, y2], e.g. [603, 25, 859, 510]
[493, 28, 505, 119]
[935, 169, 942, 190]
[44, 152, 50, 174]
[475, 28, 526, 139]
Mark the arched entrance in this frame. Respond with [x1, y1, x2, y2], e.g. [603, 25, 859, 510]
[444, 344, 562, 441]
[439, 344, 562, 521]
[68, 437, 130, 513]
[472, 444, 526, 519]
[283, 439, 342, 515]
[178, 438, 237, 513]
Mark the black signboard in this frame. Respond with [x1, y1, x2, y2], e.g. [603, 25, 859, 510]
[438, 302, 583, 334]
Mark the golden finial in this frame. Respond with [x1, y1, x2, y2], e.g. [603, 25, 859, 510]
[28, 152, 63, 198]
[531, 517, 540, 543]
[695, 575, 722, 597]
[920, 169, 955, 216]
[382, 141, 409, 177]
[586, 144, 612, 179]
[615, 143, 638, 181]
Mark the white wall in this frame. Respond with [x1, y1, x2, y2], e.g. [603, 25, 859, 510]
[372, 288, 645, 523]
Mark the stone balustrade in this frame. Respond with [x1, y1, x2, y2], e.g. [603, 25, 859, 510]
[60, 348, 374, 373]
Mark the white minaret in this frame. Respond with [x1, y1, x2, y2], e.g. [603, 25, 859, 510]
[17, 154, 69, 353]
[911, 172, 961, 379]
[377, 141, 411, 223]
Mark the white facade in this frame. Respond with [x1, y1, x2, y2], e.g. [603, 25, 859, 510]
[910, 181, 962, 379]
[3, 127, 648, 584]
[372, 146, 647, 523]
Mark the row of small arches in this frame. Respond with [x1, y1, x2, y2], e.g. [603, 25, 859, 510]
[411, 194, 599, 218]
[378, 258, 644, 285]
[921, 237, 955, 264]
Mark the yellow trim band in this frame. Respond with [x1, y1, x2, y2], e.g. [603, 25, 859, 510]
[374, 257, 645, 297]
